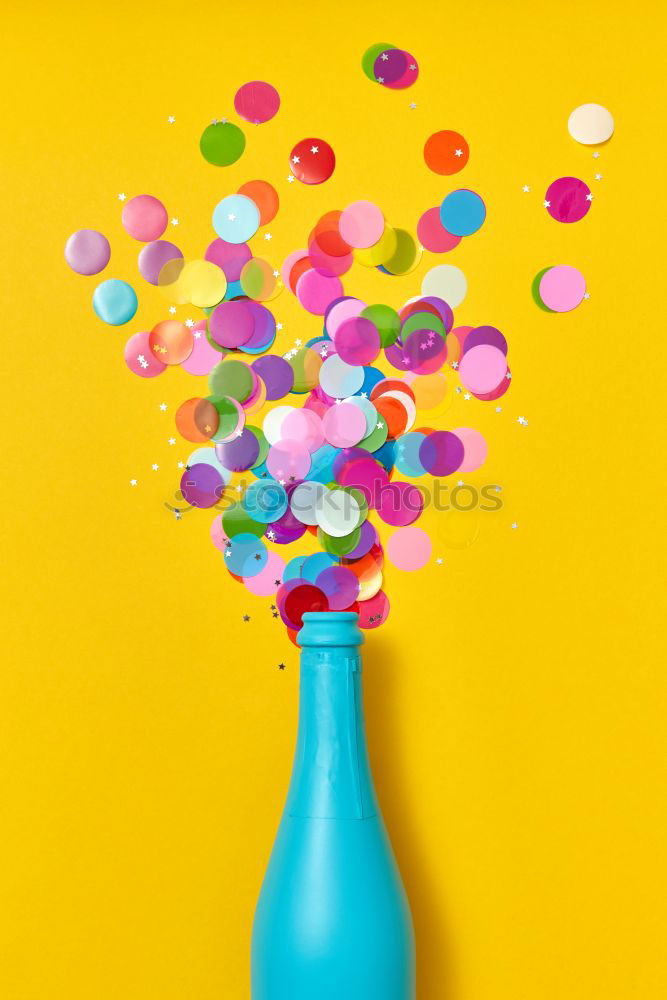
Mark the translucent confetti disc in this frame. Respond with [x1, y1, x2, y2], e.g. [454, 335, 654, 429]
[424, 131, 469, 175]
[180, 463, 224, 508]
[383, 229, 422, 275]
[436, 508, 480, 549]
[322, 401, 367, 448]
[407, 372, 450, 414]
[568, 103, 614, 145]
[362, 304, 400, 347]
[361, 42, 395, 81]
[296, 269, 343, 315]
[266, 441, 312, 482]
[180, 259, 227, 307]
[419, 430, 465, 477]
[452, 427, 488, 472]
[215, 427, 261, 471]
[376, 481, 423, 526]
[339, 201, 385, 249]
[421, 265, 467, 307]
[242, 480, 288, 523]
[417, 209, 458, 254]
[463, 326, 507, 355]
[212, 194, 260, 243]
[316, 566, 360, 610]
[93, 279, 138, 325]
[65, 229, 110, 275]
[237, 179, 279, 225]
[440, 190, 486, 237]
[223, 502, 266, 540]
[387, 526, 432, 570]
[208, 360, 254, 401]
[282, 408, 325, 452]
[545, 177, 592, 224]
[319, 355, 364, 398]
[289, 138, 336, 185]
[240, 259, 279, 301]
[290, 347, 323, 393]
[316, 488, 362, 537]
[205, 238, 252, 281]
[262, 405, 293, 445]
[458, 345, 507, 394]
[138, 240, 182, 285]
[175, 397, 220, 442]
[326, 297, 365, 336]
[122, 195, 168, 241]
[186, 446, 230, 482]
[395, 431, 427, 476]
[357, 590, 390, 628]
[225, 533, 268, 577]
[200, 121, 246, 166]
[301, 553, 337, 583]
[538, 266, 586, 312]
[281, 583, 329, 629]
[124, 331, 166, 378]
[234, 81, 280, 124]
[181, 321, 223, 376]
[252, 355, 294, 399]
[290, 480, 327, 525]
[318, 526, 362, 558]
[334, 316, 381, 365]
[148, 320, 193, 364]
[355, 226, 397, 267]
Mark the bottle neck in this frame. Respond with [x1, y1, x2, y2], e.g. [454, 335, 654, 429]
[286, 615, 378, 821]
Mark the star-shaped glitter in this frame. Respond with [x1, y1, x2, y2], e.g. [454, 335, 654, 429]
[543, 199, 551, 208]
[495, 406, 502, 413]
[463, 393, 471, 400]
[593, 151, 600, 158]
[278, 663, 286, 670]
[517, 416, 528, 426]
[227, 213, 236, 221]
[586, 193, 593, 202]
[171, 217, 179, 226]
[286, 175, 295, 183]
[522, 185, 530, 193]
[310, 145, 319, 154]
[130, 479, 138, 486]
[159, 403, 168, 411]
[276, 322, 284, 330]
[409, 102, 417, 110]
[435, 557, 443, 565]
[168, 438, 176, 445]
[583, 292, 590, 300]
[454, 148, 463, 157]
[264, 232, 273, 241]
[381, 53, 389, 61]
[451, 361, 459, 370]
[595, 173, 603, 181]
[177, 461, 185, 469]
[185, 318, 194, 328]
[243, 614, 250, 622]
[151, 463, 159, 471]
[168, 306, 177, 314]
[267, 530, 276, 541]
[167, 116, 176, 124]
[511, 522, 518, 530]
[117, 192, 126, 201]
[292, 155, 301, 164]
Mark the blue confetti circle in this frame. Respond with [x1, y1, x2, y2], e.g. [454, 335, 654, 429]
[225, 533, 268, 577]
[439, 189, 486, 237]
[212, 194, 260, 244]
[242, 480, 288, 524]
[92, 279, 138, 325]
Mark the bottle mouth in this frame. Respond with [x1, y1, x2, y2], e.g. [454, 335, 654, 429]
[298, 611, 364, 648]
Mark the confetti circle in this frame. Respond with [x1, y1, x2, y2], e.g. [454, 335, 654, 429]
[373, 47, 408, 84]
[296, 269, 343, 315]
[290, 480, 327, 525]
[322, 402, 367, 448]
[243, 480, 288, 523]
[137, 240, 182, 285]
[209, 301, 254, 350]
[458, 345, 507, 394]
[180, 320, 221, 375]
[538, 265, 587, 312]
[200, 121, 246, 166]
[568, 103, 614, 145]
[121, 195, 168, 242]
[316, 489, 362, 537]
[244, 551, 286, 596]
[384, 50, 419, 90]
[212, 194, 260, 244]
[357, 590, 390, 628]
[180, 259, 227, 307]
[251, 355, 294, 400]
[234, 81, 280, 124]
[361, 42, 395, 81]
[417, 208, 461, 253]
[319, 355, 365, 398]
[339, 201, 385, 249]
[386, 526, 432, 571]
[208, 359, 254, 401]
[65, 229, 110, 276]
[316, 565, 360, 610]
[419, 431, 464, 477]
[124, 331, 167, 378]
[376, 481, 423, 526]
[421, 264, 467, 307]
[334, 316, 381, 365]
[226, 533, 268, 577]
[92, 279, 138, 325]
[545, 177, 592, 224]
[237, 179, 279, 225]
[452, 427, 488, 472]
[180, 463, 224, 508]
[424, 130, 469, 175]
[440, 189, 486, 237]
[175, 398, 219, 443]
[289, 138, 336, 185]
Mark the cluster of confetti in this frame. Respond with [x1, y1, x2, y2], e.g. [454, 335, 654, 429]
[65, 71, 613, 641]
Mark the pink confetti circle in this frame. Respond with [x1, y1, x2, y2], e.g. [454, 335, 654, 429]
[334, 316, 381, 365]
[296, 269, 344, 315]
[124, 331, 167, 378]
[326, 297, 366, 336]
[339, 201, 385, 249]
[451, 427, 488, 472]
[458, 345, 508, 394]
[545, 177, 592, 224]
[417, 208, 462, 253]
[234, 81, 281, 124]
[243, 551, 286, 596]
[322, 402, 368, 447]
[122, 194, 168, 242]
[377, 481, 423, 526]
[210, 515, 228, 552]
[181, 320, 221, 375]
[281, 408, 325, 452]
[538, 266, 587, 312]
[267, 441, 312, 481]
[386, 526, 432, 570]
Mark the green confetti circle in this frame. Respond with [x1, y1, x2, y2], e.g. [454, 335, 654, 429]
[200, 121, 246, 167]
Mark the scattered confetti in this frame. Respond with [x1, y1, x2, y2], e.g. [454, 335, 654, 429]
[65, 230, 111, 276]
[568, 103, 614, 145]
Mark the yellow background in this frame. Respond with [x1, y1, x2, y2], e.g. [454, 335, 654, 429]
[2, 1, 666, 997]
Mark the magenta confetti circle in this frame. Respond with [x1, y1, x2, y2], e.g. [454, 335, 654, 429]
[334, 316, 381, 365]
[545, 177, 592, 223]
[418, 431, 465, 477]
[234, 81, 280, 124]
[208, 300, 254, 349]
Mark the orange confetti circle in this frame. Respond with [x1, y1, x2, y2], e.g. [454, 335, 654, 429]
[424, 130, 469, 175]
[237, 179, 279, 226]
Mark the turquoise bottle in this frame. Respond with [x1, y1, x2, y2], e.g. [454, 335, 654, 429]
[251, 611, 416, 999]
